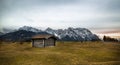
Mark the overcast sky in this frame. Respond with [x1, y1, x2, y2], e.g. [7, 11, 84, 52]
[0, 0, 120, 33]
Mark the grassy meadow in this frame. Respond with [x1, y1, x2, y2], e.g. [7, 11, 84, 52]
[0, 41, 120, 65]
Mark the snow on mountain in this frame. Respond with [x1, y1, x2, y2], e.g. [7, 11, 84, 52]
[45, 27, 100, 41]
[45, 27, 56, 34]
[19, 26, 42, 33]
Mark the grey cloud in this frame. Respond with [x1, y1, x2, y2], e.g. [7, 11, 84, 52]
[0, 0, 78, 16]
[1, 0, 120, 13]
[98, 0, 120, 13]
[0, 0, 120, 30]
[0, 0, 77, 7]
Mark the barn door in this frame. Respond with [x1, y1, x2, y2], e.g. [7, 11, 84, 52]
[34, 39, 44, 47]
[45, 38, 54, 46]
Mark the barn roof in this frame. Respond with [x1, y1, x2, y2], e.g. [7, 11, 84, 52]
[32, 34, 57, 39]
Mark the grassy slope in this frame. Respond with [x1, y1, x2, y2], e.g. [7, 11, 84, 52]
[0, 41, 120, 65]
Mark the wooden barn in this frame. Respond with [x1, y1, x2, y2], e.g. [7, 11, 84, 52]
[32, 34, 57, 47]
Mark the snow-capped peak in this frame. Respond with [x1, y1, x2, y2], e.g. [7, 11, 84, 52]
[19, 26, 42, 32]
[45, 27, 100, 41]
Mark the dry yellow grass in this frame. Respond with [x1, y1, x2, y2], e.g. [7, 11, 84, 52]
[0, 41, 120, 65]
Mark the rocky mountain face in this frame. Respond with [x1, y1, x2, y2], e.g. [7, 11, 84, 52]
[0, 26, 100, 41]
[45, 27, 99, 41]
[0, 30, 36, 41]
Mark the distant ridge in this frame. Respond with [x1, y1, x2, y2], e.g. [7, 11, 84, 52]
[19, 26, 42, 32]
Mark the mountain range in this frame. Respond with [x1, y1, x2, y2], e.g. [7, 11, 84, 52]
[0, 26, 100, 41]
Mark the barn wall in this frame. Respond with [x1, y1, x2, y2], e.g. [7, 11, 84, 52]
[33, 39, 44, 47]
[45, 38, 55, 46]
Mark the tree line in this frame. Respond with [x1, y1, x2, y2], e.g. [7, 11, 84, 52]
[103, 36, 118, 42]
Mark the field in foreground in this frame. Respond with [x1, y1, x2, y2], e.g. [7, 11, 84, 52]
[0, 41, 120, 65]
